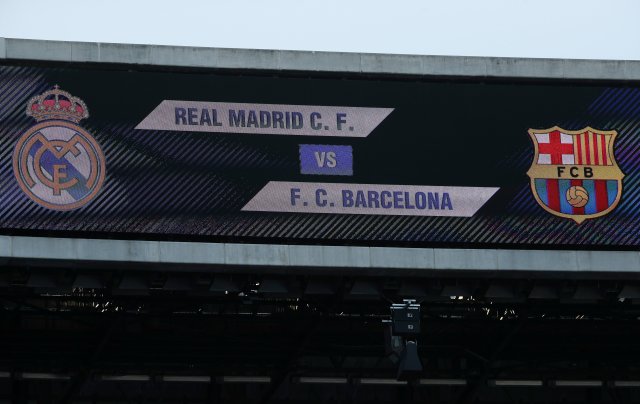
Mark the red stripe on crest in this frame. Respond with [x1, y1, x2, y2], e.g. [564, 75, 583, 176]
[593, 132, 599, 165]
[571, 179, 584, 215]
[546, 179, 560, 212]
[601, 134, 608, 165]
[585, 132, 591, 164]
[576, 134, 583, 164]
[595, 180, 608, 212]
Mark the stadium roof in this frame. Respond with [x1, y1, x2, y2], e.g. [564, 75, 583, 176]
[2, 37, 640, 80]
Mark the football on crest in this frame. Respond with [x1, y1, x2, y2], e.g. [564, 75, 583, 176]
[566, 185, 589, 208]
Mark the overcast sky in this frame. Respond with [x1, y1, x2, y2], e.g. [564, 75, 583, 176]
[1, 0, 639, 60]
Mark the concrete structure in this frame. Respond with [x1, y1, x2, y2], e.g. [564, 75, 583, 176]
[1, 37, 638, 275]
[1, 235, 639, 275]
[3, 39, 640, 404]
[2, 37, 640, 80]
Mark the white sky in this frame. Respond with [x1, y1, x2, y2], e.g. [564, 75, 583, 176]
[1, 0, 639, 60]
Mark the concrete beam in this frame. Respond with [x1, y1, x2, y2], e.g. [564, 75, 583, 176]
[2, 37, 640, 81]
[0, 236, 638, 274]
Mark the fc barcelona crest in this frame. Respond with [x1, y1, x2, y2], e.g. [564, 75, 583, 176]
[527, 126, 624, 224]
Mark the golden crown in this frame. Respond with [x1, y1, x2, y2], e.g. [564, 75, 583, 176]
[25, 85, 89, 123]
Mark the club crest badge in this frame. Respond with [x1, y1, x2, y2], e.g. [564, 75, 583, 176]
[13, 86, 105, 210]
[527, 126, 624, 224]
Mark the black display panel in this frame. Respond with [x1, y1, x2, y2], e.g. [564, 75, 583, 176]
[0, 62, 638, 249]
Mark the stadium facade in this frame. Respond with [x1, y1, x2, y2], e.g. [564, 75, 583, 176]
[0, 37, 639, 403]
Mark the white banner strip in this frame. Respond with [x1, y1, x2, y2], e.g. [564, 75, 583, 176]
[136, 101, 393, 138]
[242, 182, 499, 217]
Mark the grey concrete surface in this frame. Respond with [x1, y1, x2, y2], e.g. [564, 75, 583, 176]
[2, 37, 640, 80]
[0, 235, 638, 273]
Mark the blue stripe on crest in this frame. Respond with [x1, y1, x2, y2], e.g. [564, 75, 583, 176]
[535, 179, 548, 206]
[558, 179, 572, 214]
[607, 180, 618, 207]
[583, 180, 597, 214]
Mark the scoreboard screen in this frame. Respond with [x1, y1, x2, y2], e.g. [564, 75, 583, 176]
[0, 62, 638, 249]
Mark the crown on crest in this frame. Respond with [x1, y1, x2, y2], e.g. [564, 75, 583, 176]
[25, 85, 89, 123]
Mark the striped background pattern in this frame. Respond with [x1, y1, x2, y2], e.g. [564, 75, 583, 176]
[1, 65, 640, 248]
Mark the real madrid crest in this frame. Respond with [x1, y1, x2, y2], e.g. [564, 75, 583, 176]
[13, 86, 105, 210]
[527, 126, 624, 224]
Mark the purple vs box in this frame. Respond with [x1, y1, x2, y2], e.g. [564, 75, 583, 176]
[299, 144, 353, 176]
